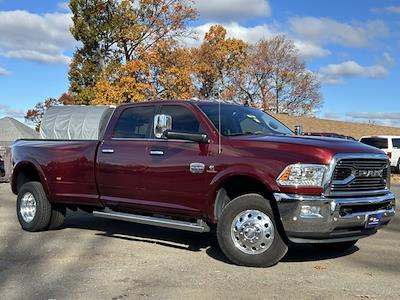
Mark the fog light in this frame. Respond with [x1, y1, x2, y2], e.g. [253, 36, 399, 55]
[300, 205, 322, 218]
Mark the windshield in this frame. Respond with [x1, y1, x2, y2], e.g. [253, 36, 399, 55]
[198, 103, 293, 136]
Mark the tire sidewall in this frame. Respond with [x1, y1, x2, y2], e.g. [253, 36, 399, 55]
[16, 182, 49, 231]
[217, 194, 288, 267]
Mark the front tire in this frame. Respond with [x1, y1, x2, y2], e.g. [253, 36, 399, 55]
[217, 194, 288, 267]
[17, 182, 52, 232]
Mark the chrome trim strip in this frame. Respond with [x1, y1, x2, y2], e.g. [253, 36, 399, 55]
[111, 137, 196, 143]
[332, 174, 355, 185]
[328, 189, 390, 197]
[101, 149, 115, 154]
[93, 209, 210, 233]
[289, 236, 368, 244]
[274, 192, 395, 204]
[150, 150, 164, 156]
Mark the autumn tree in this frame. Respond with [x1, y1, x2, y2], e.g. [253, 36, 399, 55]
[192, 25, 249, 99]
[92, 40, 195, 105]
[58, 92, 76, 105]
[69, 0, 197, 104]
[242, 36, 322, 115]
[146, 41, 195, 100]
[92, 58, 154, 105]
[25, 93, 75, 131]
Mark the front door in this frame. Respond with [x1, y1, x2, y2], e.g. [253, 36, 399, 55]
[144, 104, 211, 217]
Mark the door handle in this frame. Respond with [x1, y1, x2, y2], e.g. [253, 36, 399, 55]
[102, 149, 115, 154]
[150, 150, 164, 156]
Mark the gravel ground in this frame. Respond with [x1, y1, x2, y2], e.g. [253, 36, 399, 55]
[0, 183, 399, 300]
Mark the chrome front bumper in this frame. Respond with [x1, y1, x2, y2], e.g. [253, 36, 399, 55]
[274, 192, 395, 243]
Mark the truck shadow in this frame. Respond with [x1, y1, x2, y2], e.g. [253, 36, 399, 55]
[281, 243, 359, 262]
[205, 243, 359, 265]
[65, 210, 359, 265]
[65, 211, 212, 252]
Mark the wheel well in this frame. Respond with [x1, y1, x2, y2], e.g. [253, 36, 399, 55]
[213, 175, 288, 242]
[214, 176, 275, 219]
[13, 164, 41, 194]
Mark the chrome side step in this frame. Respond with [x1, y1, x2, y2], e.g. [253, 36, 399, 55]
[93, 209, 210, 233]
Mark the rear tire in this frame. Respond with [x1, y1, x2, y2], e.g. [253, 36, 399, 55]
[396, 160, 400, 174]
[48, 205, 66, 230]
[217, 193, 288, 267]
[17, 182, 51, 232]
[312, 240, 358, 251]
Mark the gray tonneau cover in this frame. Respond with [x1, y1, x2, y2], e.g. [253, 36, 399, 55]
[40, 105, 115, 140]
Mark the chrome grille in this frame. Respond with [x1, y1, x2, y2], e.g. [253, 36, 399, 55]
[330, 158, 389, 195]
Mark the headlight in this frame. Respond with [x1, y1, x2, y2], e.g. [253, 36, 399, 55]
[277, 164, 327, 187]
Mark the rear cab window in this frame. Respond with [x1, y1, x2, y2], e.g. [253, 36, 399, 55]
[360, 137, 388, 149]
[113, 106, 155, 138]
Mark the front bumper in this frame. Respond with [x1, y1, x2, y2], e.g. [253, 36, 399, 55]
[274, 192, 395, 243]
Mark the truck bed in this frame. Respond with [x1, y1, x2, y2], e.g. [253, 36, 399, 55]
[12, 139, 103, 206]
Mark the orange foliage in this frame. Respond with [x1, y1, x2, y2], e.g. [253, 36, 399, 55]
[92, 41, 195, 104]
[192, 25, 249, 99]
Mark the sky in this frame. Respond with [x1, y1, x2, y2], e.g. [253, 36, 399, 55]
[0, 0, 399, 127]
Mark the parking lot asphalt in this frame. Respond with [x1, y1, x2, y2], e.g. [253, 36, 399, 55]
[0, 183, 399, 300]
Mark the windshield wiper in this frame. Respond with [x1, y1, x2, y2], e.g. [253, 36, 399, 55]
[227, 131, 265, 136]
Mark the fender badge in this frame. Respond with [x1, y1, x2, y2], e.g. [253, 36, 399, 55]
[207, 165, 218, 174]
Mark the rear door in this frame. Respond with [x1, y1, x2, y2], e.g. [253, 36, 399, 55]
[97, 105, 155, 210]
[391, 138, 400, 168]
[143, 104, 211, 217]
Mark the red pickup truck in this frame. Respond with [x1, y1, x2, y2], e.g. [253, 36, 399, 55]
[11, 100, 395, 267]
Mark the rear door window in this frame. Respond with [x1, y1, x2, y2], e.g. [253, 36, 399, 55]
[392, 138, 400, 148]
[113, 106, 155, 138]
[360, 138, 388, 149]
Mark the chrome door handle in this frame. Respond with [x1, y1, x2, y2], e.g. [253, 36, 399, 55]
[102, 149, 114, 154]
[150, 150, 164, 155]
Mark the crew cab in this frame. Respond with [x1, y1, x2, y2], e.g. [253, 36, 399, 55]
[11, 100, 396, 267]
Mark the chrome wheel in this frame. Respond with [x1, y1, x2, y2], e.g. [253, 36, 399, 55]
[231, 209, 274, 255]
[20, 192, 37, 223]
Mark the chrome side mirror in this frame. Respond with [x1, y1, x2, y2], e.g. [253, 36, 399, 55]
[294, 125, 303, 135]
[154, 114, 172, 138]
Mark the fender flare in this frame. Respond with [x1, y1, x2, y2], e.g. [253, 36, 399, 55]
[206, 166, 279, 221]
[11, 160, 50, 198]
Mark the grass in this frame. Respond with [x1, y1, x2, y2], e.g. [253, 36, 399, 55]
[274, 113, 400, 140]
[391, 174, 400, 184]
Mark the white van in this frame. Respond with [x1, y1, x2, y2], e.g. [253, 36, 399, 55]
[359, 136, 400, 173]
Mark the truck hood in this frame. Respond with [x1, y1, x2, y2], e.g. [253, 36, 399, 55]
[228, 134, 385, 165]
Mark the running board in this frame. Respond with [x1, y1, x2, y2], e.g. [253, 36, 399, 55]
[93, 209, 210, 233]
